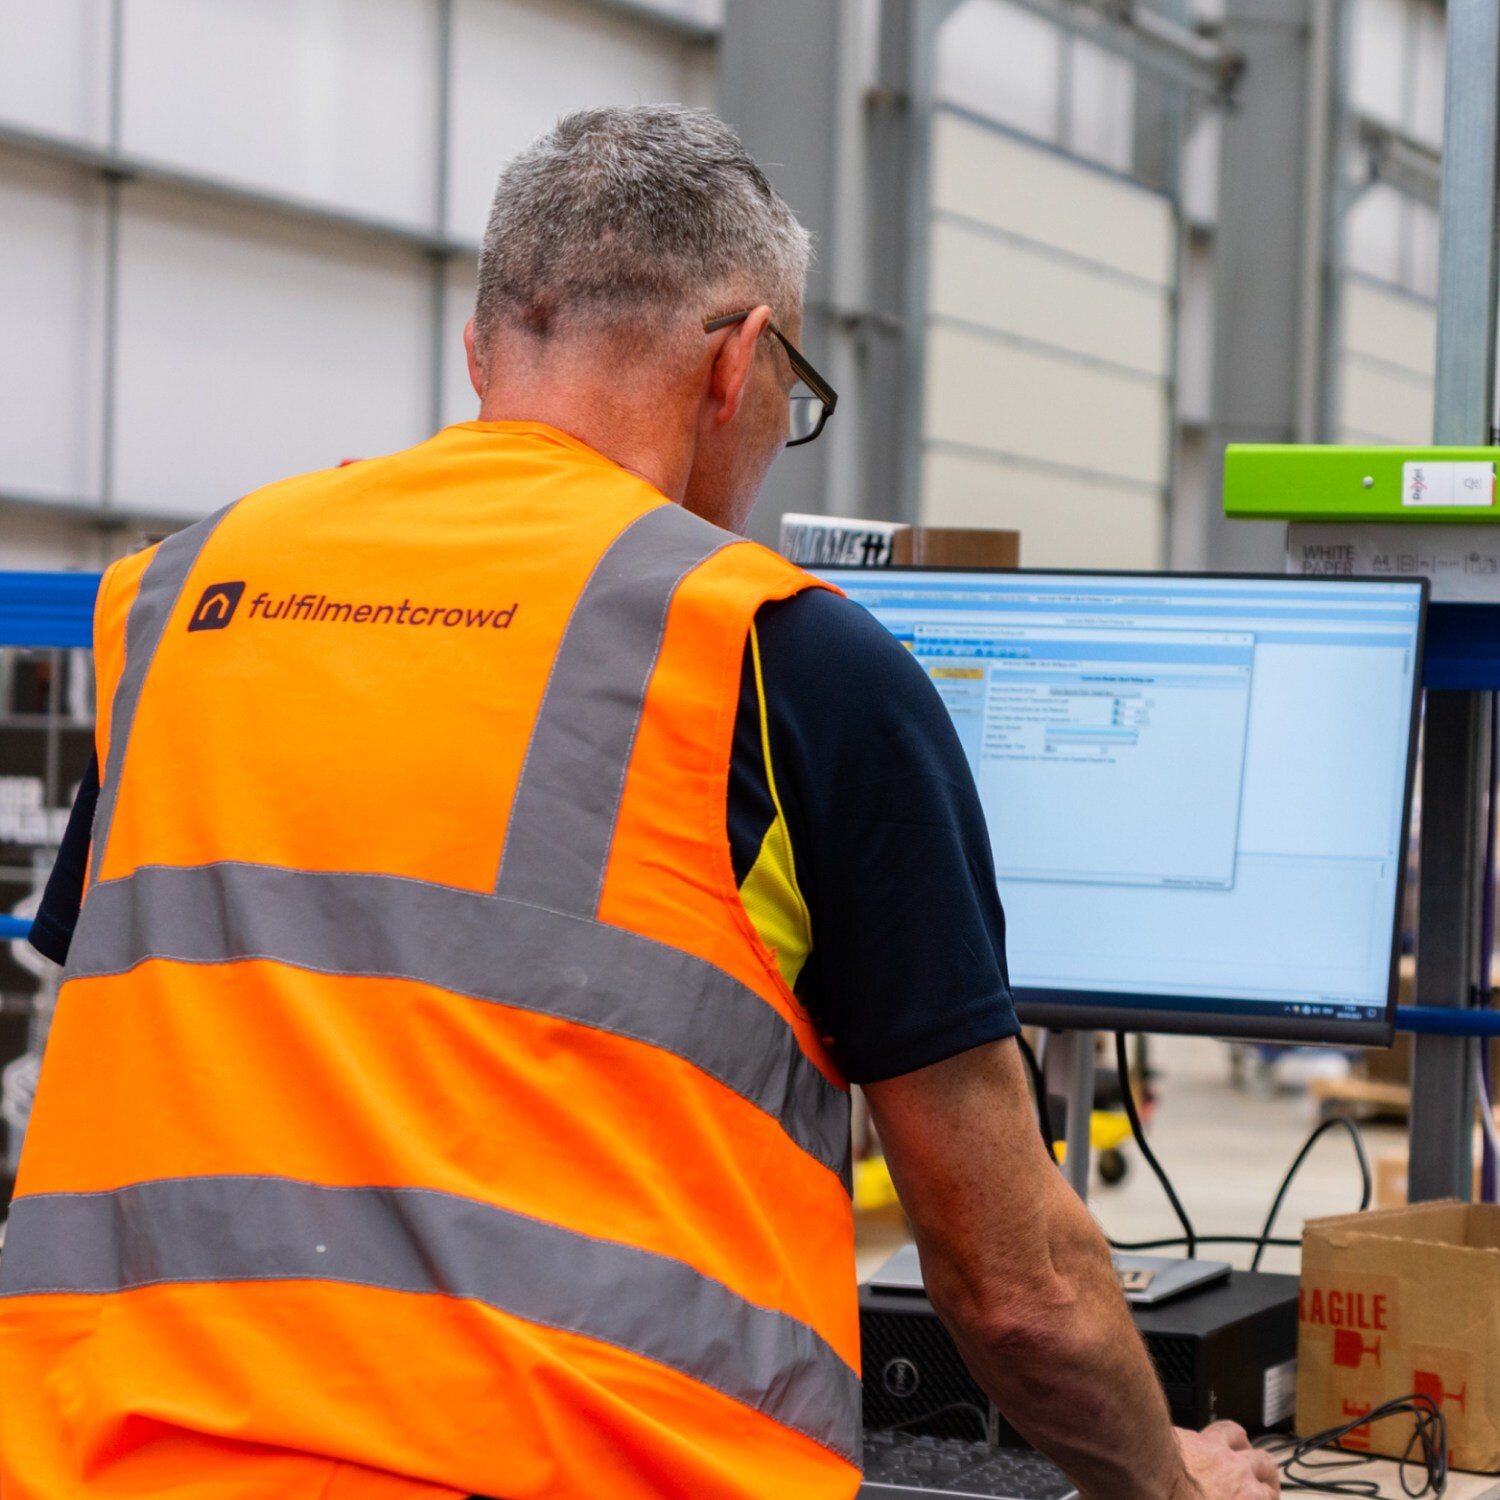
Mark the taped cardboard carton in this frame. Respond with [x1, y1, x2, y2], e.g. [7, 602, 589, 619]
[778, 514, 1020, 570]
[1299, 1201, 1500, 1472]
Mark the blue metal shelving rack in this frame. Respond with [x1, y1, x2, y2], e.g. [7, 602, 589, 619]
[4, 566, 1500, 1043]
[0, 571, 101, 945]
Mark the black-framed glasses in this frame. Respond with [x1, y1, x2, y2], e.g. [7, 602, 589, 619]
[704, 310, 838, 447]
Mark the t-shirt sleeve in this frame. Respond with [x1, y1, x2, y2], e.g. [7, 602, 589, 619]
[753, 588, 1018, 1084]
[28, 752, 99, 966]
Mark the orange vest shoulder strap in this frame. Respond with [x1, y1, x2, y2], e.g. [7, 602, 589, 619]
[89, 507, 237, 885]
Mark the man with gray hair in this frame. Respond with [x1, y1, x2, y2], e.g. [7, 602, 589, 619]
[5, 107, 1274, 1500]
[466, 104, 825, 536]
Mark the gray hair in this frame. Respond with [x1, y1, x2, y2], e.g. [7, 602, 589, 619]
[473, 105, 811, 358]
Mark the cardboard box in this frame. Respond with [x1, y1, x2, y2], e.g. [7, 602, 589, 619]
[1374, 1147, 1483, 1209]
[1299, 1202, 1500, 1471]
[778, 514, 1020, 570]
[889, 527, 1020, 568]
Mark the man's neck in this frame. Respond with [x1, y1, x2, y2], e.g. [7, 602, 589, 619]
[477, 384, 694, 504]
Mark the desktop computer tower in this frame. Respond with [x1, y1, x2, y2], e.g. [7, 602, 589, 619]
[860, 1281, 1007, 1443]
[859, 1271, 1299, 1439]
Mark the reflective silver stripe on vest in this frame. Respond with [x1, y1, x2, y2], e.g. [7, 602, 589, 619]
[68, 862, 852, 1188]
[494, 503, 733, 916]
[89, 506, 237, 885]
[0, 1175, 861, 1465]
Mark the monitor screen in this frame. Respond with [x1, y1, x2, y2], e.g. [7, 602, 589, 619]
[822, 569, 1426, 1045]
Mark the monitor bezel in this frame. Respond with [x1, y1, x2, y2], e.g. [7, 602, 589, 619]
[816, 564, 1429, 1048]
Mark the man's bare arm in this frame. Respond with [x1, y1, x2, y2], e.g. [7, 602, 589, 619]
[863, 1038, 1278, 1500]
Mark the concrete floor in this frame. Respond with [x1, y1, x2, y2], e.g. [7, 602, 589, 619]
[856, 1034, 1407, 1283]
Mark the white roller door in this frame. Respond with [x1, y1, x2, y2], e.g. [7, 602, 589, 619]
[1336, 275, 1436, 445]
[0, 0, 717, 561]
[920, 108, 1176, 569]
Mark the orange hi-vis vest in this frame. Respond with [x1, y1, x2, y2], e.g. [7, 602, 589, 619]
[0, 423, 860, 1500]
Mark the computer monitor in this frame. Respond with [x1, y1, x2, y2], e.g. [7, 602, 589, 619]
[822, 568, 1426, 1046]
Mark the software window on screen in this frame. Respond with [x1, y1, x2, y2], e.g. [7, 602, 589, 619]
[830, 571, 1424, 1037]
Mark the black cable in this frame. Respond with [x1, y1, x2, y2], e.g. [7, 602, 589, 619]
[1014, 1033, 1056, 1160]
[1115, 1031, 1197, 1258]
[1271, 1393, 1446, 1495]
[1106, 1114, 1371, 1261]
[1012, 1032, 1374, 1269]
[1109, 1233, 1302, 1252]
[1250, 1115, 1373, 1272]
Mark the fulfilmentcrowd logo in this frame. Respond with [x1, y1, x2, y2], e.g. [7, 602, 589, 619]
[188, 582, 245, 631]
[188, 582, 518, 633]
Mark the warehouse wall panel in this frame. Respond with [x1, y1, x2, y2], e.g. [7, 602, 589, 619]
[1334, 274, 1435, 445]
[636, 0, 724, 24]
[0, 0, 1441, 580]
[1408, 0, 1445, 147]
[1342, 278, 1436, 381]
[1344, 183, 1405, 287]
[1349, 0, 1408, 130]
[0, 0, 731, 556]
[929, 217, 1171, 378]
[925, 324, 1168, 488]
[1337, 356, 1432, 445]
[0, 0, 112, 144]
[922, 107, 1174, 567]
[1343, 0, 1445, 323]
[937, 1, 1063, 144]
[120, 0, 443, 229]
[1344, 192, 1438, 305]
[1406, 201, 1440, 302]
[922, 448, 1162, 570]
[932, 112, 1174, 288]
[1065, 37, 1134, 176]
[937, 1, 1136, 176]
[112, 187, 433, 517]
[447, 0, 716, 242]
[0, 152, 106, 504]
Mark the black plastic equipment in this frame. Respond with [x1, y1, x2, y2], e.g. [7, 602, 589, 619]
[860, 1431, 1077, 1499]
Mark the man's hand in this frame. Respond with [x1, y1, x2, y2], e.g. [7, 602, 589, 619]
[1175, 1423, 1280, 1498]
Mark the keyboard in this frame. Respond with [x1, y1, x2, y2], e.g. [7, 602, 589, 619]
[861, 1430, 1079, 1499]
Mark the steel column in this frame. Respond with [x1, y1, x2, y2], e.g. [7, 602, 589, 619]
[1045, 1030, 1095, 1201]
[99, 0, 126, 517]
[1131, 0, 1190, 196]
[1293, 0, 1341, 447]
[428, 0, 456, 435]
[1201, 0, 1323, 572]
[1407, 0, 1500, 1205]
[1429, 8, 1500, 450]
[864, 0, 960, 529]
[718, 0, 845, 544]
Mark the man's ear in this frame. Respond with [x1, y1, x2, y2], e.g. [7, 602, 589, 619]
[707, 305, 773, 428]
[464, 317, 484, 399]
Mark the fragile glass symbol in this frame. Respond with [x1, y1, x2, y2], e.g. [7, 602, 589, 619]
[1412, 1369, 1467, 1413]
[1333, 1331, 1382, 1369]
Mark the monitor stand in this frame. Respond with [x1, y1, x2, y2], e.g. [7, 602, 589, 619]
[1043, 1028, 1096, 1199]
[1043, 1028, 1231, 1305]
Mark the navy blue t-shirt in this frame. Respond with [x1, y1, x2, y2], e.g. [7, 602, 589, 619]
[32, 588, 1017, 1084]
